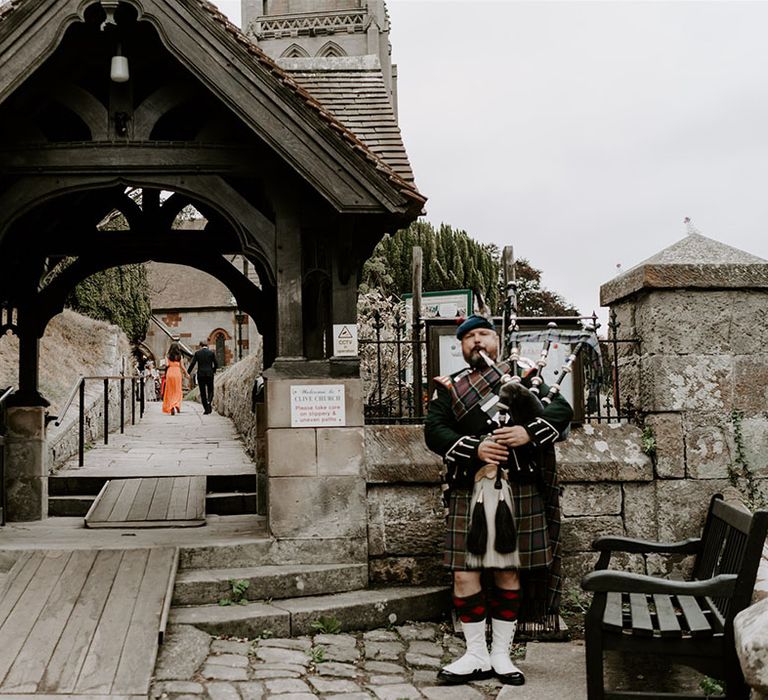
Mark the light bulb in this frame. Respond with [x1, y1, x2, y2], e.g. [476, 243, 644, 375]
[110, 55, 129, 83]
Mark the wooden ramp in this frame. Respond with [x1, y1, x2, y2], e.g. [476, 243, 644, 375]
[85, 477, 206, 528]
[0, 548, 178, 697]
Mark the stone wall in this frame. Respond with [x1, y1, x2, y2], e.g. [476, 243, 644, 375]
[362, 423, 717, 592]
[210, 353, 266, 513]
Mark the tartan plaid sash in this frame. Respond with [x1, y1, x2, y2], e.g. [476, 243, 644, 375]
[450, 361, 512, 421]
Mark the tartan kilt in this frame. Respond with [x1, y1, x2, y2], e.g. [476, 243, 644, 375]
[444, 481, 552, 571]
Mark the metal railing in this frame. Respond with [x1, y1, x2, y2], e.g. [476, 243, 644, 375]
[360, 310, 426, 424]
[0, 385, 13, 526]
[360, 309, 641, 426]
[53, 374, 145, 467]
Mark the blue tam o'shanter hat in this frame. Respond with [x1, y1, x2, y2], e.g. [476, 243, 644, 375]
[456, 314, 495, 340]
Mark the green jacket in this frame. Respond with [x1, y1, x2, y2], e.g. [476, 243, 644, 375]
[424, 361, 573, 490]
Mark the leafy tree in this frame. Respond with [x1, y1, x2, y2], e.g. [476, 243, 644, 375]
[360, 220, 579, 316]
[67, 265, 151, 344]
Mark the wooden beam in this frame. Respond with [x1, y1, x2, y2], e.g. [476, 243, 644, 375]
[0, 144, 260, 174]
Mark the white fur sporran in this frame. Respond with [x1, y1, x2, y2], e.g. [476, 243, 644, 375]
[465, 475, 520, 569]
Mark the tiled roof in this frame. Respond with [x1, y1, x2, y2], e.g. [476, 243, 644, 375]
[0, 0, 424, 210]
[148, 261, 234, 310]
[278, 57, 415, 185]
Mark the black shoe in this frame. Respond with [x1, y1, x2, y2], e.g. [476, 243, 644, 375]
[437, 668, 493, 685]
[495, 669, 525, 685]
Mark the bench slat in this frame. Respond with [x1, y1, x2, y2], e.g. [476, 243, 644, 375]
[603, 592, 624, 631]
[677, 595, 712, 637]
[652, 594, 681, 637]
[628, 593, 654, 636]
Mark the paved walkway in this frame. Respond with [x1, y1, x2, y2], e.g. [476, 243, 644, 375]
[57, 400, 254, 477]
[152, 622, 588, 700]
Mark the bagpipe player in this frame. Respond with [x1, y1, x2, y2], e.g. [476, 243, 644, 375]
[424, 314, 573, 686]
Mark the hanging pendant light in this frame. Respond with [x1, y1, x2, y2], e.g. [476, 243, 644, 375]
[110, 42, 129, 83]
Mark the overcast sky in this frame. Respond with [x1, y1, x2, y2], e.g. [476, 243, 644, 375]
[213, 0, 768, 322]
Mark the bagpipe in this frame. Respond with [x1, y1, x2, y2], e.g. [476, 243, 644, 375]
[465, 247, 597, 568]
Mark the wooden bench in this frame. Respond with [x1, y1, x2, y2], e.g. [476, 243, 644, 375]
[581, 494, 768, 699]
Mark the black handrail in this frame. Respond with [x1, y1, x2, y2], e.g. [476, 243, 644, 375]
[0, 385, 15, 526]
[53, 374, 145, 466]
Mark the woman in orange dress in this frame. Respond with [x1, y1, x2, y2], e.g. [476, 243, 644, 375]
[162, 344, 189, 415]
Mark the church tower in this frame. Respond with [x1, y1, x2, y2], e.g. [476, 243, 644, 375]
[242, 1, 397, 114]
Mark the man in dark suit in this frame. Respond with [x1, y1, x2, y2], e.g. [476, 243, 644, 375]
[188, 340, 218, 414]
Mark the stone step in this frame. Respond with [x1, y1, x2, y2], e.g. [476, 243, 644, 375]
[173, 563, 369, 605]
[169, 585, 450, 638]
[47, 490, 258, 518]
[48, 473, 256, 496]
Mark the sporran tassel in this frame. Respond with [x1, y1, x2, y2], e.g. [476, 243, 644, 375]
[466, 488, 488, 555]
[494, 486, 517, 554]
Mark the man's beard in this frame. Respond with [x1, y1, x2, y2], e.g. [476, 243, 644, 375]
[466, 349, 489, 369]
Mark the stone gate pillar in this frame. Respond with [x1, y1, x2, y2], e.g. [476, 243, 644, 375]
[600, 232, 768, 536]
[262, 360, 367, 563]
[4, 405, 48, 521]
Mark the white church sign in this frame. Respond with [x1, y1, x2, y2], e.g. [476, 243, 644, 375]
[290, 385, 346, 427]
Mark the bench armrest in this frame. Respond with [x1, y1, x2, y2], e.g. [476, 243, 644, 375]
[581, 570, 737, 597]
[591, 535, 701, 555]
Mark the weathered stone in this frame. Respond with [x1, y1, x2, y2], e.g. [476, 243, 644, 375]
[644, 413, 685, 478]
[684, 412, 732, 479]
[369, 683, 422, 700]
[321, 644, 360, 663]
[237, 681, 266, 700]
[363, 629, 397, 642]
[639, 355, 732, 414]
[363, 660, 406, 674]
[205, 682, 241, 700]
[740, 415, 768, 478]
[561, 484, 622, 517]
[307, 677, 362, 693]
[632, 290, 735, 356]
[368, 556, 448, 587]
[655, 479, 732, 541]
[313, 633, 357, 647]
[368, 674, 408, 684]
[622, 482, 658, 541]
[255, 647, 310, 666]
[154, 625, 211, 680]
[264, 678, 311, 694]
[269, 475, 367, 539]
[405, 640, 441, 656]
[412, 669, 440, 685]
[367, 485, 443, 555]
[395, 624, 438, 641]
[422, 686, 484, 699]
[322, 694, 373, 700]
[404, 652, 442, 669]
[734, 355, 768, 416]
[646, 552, 695, 578]
[557, 423, 652, 483]
[267, 428, 316, 476]
[153, 681, 205, 695]
[210, 639, 251, 656]
[206, 653, 249, 668]
[200, 663, 248, 681]
[365, 425, 443, 483]
[317, 427, 364, 476]
[259, 638, 313, 652]
[363, 640, 404, 660]
[316, 661, 359, 678]
[250, 669, 302, 679]
[561, 516, 624, 553]
[735, 597, 768, 696]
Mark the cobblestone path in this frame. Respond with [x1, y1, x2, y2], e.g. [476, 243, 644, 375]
[151, 622, 526, 700]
